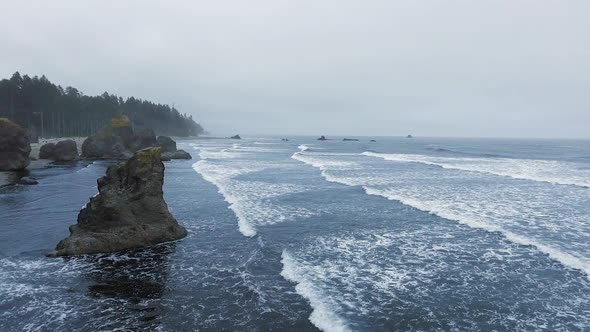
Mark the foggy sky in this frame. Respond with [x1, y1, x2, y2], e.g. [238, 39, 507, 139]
[1, 1, 589, 138]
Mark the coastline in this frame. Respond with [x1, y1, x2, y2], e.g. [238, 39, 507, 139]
[0, 137, 86, 187]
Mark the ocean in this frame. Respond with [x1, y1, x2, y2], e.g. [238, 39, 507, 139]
[1, 136, 589, 331]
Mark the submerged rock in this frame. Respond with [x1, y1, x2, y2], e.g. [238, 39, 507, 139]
[0, 118, 31, 171]
[50, 147, 187, 256]
[370, 139, 377, 142]
[39, 140, 78, 161]
[18, 176, 38, 185]
[342, 138, 359, 141]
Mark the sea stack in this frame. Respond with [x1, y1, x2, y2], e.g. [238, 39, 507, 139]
[50, 147, 187, 256]
[0, 118, 31, 171]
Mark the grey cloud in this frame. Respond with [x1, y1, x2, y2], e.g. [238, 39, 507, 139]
[1, 0, 589, 137]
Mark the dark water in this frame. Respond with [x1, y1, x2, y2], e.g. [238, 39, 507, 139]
[1, 136, 590, 331]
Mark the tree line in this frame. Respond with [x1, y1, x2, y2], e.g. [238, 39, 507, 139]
[0, 72, 204, 138]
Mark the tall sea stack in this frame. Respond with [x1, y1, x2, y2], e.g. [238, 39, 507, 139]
[50, 147, 187, 256]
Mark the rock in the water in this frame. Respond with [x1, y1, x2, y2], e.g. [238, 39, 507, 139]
[370, 139, 377, 142]
[156, 136, 177, 153]
[40, 140, 78, 161]
[342, 138, 359, 141]
[54, 140, 79, 161]
[81, 115, 137, 160]
[0, 118, 31, 171]
[161, 149, 192, 161]
[19, 176, 38, 185]
[39, 143, 56, 159]
[230, 134, 241, 139]
[82, 133, 130, 160]
[406, 134, 413, 138]
[317, 135, 327, 141]
[130, 128, 156, 152]
[18, 176, 38, 185]
[50, 147, 187, 256]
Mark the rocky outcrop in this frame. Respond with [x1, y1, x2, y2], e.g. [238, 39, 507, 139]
[129, 128, 156, 152]
[156, 136, 177, 153]
[50, 147, 187, 256]
[0, 118, 31, 171]
[317, 135, 327, 141]
[39, 140, 79, 161]
[406, 134, 413, 138]
[230, 134, 241, 139]
[156, 136, 192, 160]
[161, 150, 192, 161]
[81, 115, 152, 160]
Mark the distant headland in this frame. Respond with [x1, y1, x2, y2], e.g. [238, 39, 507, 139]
[0, 71, 204, 140]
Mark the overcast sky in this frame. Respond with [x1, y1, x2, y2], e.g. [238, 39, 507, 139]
[1, 1, 589, 138]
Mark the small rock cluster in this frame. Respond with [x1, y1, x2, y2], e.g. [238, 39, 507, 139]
[156, 136, 192, 161]
[81, 115, 191, 161]
[39, 140, 79, 161]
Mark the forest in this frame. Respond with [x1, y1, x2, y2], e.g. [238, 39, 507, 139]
[0, 72, 204, 138]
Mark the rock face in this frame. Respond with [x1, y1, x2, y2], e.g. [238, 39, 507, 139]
[156, 136, 177, 153]
[129, 128, 156, 152]
[51, 147, 187, 256]
[39, 140, 79, 161]
[0, 118, 31, 171]
[39, 143, 55, 159]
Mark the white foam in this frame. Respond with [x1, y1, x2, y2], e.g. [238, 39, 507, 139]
[291, 152, 359, 185]
[293, 151, 590, 279]
[362, 152, 590, 188]
[298, 145, 311, 152]
[362, 186, 590, 279]
[198, 148, 243, 160]
[280, 250, 352, 332]
[193, 160, 261, 236]
[193, 146, 316, 237]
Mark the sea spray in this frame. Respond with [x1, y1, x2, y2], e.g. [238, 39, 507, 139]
[280, 250, 352, 332]
[362, 151, 590, 188]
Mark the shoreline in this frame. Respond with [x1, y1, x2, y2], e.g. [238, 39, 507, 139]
[0, 137, 86, 187]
